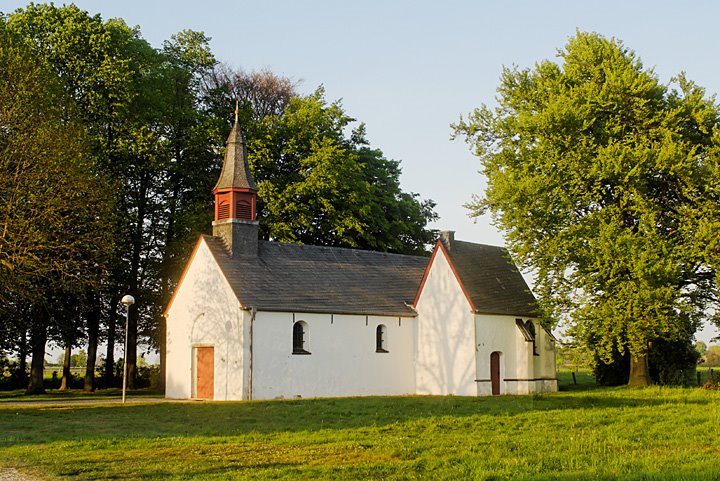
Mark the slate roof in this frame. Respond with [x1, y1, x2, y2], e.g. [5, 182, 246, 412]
[203, 235, 428, 317]
[213, 119, 257, 191]
[200, 233, 539, 318]
[440, 239, 539, 317]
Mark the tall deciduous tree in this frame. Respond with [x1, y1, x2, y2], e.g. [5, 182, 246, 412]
[0, 21, 114, 393]
[453, 32, 720, 386]
[249, 88, 437, 254]
[204, 71, 437, 255]
[5, 4, 159, 389]
[152, 30, 219, 390]
[3, 4, 439, 395]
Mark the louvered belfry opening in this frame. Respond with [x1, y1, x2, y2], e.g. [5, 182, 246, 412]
[211, 110, 259, 256]
[235, 192, 255, 221]
[237, 200, 252, 220]
[214, 191, 255, 222]
[218, 202, 230, 220]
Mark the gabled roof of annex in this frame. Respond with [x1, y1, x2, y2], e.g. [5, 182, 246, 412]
[415, 238, 539, 318]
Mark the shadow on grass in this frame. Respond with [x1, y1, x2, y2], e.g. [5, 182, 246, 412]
[1, 385, 718, 449]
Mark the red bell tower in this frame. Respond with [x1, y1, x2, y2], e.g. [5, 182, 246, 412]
[212, 104, 259, 256]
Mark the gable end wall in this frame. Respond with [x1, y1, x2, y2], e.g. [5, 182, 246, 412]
[414, 247, 476, 395]
[165, 238, 247, 400]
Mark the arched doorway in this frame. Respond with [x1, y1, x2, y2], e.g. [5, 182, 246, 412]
[490, 351, 501, 395]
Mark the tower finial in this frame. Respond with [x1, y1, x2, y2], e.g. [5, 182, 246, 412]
[234, 99, 239, 123]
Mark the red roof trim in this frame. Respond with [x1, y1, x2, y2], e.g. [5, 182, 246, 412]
[213, 186, 258, 194]
[412, 240, 441, 307]
[438, 241, 477, 312]
[413, 240, 477, 311]
[163, 236, 205, 318]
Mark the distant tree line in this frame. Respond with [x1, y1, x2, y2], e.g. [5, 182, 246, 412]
[0, 4, 437, 393]
[696, 342, 720, 368]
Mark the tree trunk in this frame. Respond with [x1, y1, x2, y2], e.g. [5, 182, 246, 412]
[158, 174, 180, 394]
[126, 305, 138, 389]
[59, 344, 72, 390]
[104, 293, 118, 388]
[18, 330, 28, 387]
[125, 171, 149, 391]
[628, 353, 651, 387]
[27, 309, 48, 394]
[158, 313, 166, 393]
[84, 298, 101, 392]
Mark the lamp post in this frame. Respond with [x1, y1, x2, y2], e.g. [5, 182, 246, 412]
[120, 294, 135, 403]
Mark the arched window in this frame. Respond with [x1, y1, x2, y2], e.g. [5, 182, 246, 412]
[293, 321, 310, 354]
[376, 324, 388, 353]
[525, 321, 538, 356]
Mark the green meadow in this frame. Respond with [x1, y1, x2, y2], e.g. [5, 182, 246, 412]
[0, 378, 718, 480]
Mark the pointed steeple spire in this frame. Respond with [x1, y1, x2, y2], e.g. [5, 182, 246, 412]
[211, 103, 260, 256]
[213, 102, 257, 192]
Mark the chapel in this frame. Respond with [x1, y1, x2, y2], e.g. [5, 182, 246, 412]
[164, 114, 558, 400]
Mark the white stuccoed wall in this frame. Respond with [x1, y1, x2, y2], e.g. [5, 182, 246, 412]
[475, 314, 520, 395]
[251, 312, 416, 399]
[165, 238, 248, 400]
[414, 248, 477, 396]
[166, 238, 557, 400]
[534, 325, 559, 392]
[475, 315, 557, 395]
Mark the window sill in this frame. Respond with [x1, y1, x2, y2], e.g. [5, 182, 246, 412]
[292, 350, 311, 355]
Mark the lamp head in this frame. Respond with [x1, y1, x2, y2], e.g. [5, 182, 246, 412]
[121, 294, 135, 306]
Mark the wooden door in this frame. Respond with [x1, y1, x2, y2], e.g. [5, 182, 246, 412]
[195, 346, 214, 400]
[490, 351, 501, 396]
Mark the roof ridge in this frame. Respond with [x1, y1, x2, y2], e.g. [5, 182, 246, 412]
[451, 239, 507, 250]
[258, 239, 429, 260]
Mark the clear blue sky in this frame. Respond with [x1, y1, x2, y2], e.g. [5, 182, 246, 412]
[4, 0, 719, 341]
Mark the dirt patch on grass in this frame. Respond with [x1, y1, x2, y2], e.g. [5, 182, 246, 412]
[0, 468, 41, 481]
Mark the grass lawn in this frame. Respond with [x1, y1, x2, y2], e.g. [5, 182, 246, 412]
[0, 382, 719, 480]
[0, 387, 161, 402]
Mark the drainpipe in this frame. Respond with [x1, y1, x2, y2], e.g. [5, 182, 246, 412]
[247, 306, 257, 400]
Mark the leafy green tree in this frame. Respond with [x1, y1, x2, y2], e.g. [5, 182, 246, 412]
[71, 350, 87, 368]
[4, 5, 439, 396]
[703, 345, 720, 367]
[696, 341, 708, 357]
[453, 32, 720, 386]
[151, 30, 220, 389]
[354, 141, 438, 255]
[3, 5, 219, 390]
[249, 88, 437, 254]
[250, 88, 371, 246]
[0, 21, 114, 393]
[5, 3, 161, 390]
[204, 70, 437, 255]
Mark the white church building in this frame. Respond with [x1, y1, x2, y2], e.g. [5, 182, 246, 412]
[164, 116, 558, 401]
